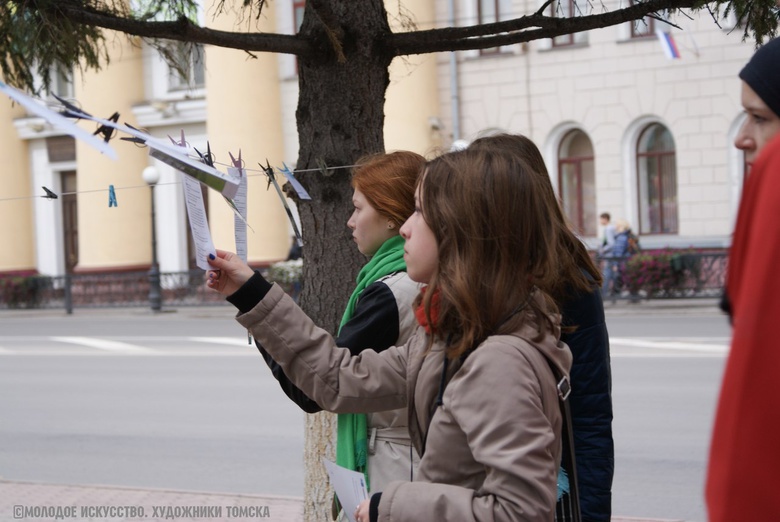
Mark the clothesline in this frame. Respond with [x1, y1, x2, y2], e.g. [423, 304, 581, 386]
[0, 161, 360, 203]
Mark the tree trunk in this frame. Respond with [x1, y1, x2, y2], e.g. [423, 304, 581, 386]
[292, 1, 392, 520]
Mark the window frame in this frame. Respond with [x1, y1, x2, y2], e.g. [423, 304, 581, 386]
[551, 0, 576, 48]
[629, 0, 656, 39]
[557, 129, 597, 236]
[167, 42, 205, 92]
[636, 124, 679, 235]
[476, 0, 515, 55]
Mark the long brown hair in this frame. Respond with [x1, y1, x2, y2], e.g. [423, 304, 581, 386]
[418, 148, 561, 360]
[351, 151, 425, 227]
[468, 133, 602, 301]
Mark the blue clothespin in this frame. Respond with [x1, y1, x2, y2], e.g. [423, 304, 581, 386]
[277, 162, 312, 201]
[108, 185, 117, 207]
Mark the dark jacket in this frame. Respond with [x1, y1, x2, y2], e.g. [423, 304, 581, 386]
[611, 231, 631, 258]
[560, 281, 614, 521]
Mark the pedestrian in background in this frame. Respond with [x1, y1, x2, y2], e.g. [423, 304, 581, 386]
[598, 213, 616, 257]
[601, 219, 632, 298]
[707, 36, 780, 522]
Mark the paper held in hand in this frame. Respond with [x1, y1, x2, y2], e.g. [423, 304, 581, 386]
[322, 458, 369, 522]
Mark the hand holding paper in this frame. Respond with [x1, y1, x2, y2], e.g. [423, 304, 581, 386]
[322, 458, 369, 522]
[206, 249, 255, 296]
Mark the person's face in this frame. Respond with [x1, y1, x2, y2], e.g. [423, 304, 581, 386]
[399, 185, 439, 284]
[735, 81, 780, 168]
[347, 188, 397, 256]
[599, 217, 609, 227]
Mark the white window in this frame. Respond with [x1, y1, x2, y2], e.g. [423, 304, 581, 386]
[537, 0, 589, 51]
[629, 0, 656, 39]
[167, 43, 205, 91]
[479, 0, 515, 54]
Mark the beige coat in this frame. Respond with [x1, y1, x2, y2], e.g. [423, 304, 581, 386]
[238, 284, 572, 522]
[364, 272, 421, 492]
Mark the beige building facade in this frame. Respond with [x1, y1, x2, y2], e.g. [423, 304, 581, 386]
[0, 0, 755, 278]
[435, 0, 755, 250]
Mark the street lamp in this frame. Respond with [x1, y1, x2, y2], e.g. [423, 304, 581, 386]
[142, 165, 162, 312]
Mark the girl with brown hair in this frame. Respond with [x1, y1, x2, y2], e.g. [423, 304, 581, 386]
[469, 134, 614, 522]
[207, 147, 571, 522]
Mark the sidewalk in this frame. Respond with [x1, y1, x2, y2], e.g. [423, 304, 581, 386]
[0, 480, 687, 522]
[0, 480, 303, 521]
[603, 297, 722, 316]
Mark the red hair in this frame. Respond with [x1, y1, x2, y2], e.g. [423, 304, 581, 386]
[351, 151, 425, 227]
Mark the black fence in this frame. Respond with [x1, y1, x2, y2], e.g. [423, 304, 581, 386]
[1, 250, 726, 311]
[0, 269, 301, 312]
[597, 250, 728, 301]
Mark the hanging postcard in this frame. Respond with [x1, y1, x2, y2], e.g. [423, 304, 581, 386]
[228, 151, 248, 263]
[0, 81, 117, 160]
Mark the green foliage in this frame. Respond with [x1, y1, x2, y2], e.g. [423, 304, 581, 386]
[0, 0, 200, 94]
[0, 0, 777, 94]
[132, 0, 198, 22]
[0, 1, 108, 94]
[710, 0, 780, 44]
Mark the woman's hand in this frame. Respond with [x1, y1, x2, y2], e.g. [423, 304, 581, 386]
[354, 499, 370, 522]
[206, 249, 255, 296]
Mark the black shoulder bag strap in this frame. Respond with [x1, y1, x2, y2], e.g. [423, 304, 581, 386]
[547, 361, 582, 522]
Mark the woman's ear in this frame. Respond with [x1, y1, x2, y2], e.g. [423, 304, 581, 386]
[387, 222, 395, 230]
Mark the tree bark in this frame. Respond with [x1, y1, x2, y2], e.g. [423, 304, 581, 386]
[291, 1, 393, 519]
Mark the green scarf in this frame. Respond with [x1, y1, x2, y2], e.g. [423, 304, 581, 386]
[335, 234, 406, 492]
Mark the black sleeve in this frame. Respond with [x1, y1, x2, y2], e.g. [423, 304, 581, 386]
[226, 271, 272, 313]
[254, 281, 401, 414]
[369, 493, 382, 522]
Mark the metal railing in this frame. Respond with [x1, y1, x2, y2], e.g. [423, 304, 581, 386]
[597, 250, 728, 301]
[1, 250, 726, 310]
[0, 269, 301, 311]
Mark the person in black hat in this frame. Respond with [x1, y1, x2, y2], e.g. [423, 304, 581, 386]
[733, 37, 780, 169]
[707, 37, 780, 522]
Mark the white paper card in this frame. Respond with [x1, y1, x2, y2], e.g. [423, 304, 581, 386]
[181, 172, 216, 270]
[229, 166, 248, 262]
[322, 458, 368, 522]
[0, 81, 117, 160]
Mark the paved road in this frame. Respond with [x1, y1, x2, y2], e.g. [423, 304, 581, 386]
[0, 310, 306, 498]
[0, 304, 730, 521]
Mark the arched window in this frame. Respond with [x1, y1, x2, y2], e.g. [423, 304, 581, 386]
[558, 129, 596, 236]
[636, 123, 678, 234]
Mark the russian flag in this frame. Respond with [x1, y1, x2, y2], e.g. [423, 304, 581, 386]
[656, 29, 681, 59]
